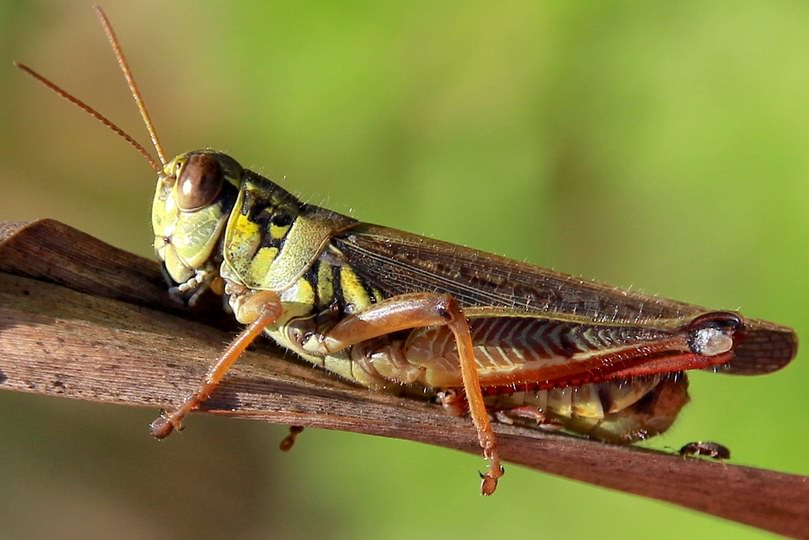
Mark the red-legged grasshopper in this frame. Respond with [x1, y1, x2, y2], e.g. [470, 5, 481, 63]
[15, 6, 798, 496]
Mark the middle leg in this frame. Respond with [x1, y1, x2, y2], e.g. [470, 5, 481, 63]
[306, 292, 504, 495]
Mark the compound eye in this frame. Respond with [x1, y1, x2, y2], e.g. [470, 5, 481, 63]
[176, 154, 224, 211]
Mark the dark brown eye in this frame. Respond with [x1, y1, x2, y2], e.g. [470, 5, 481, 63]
[176, 154, 224, 211]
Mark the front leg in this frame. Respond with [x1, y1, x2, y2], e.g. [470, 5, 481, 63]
[306, 292, 504, 496]
[167, 264, 224, 307]
[150, 290, 282, 438]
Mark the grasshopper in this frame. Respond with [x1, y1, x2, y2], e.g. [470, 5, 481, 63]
[16, 6, 797, 495]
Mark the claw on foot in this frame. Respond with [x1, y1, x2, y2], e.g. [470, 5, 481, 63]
[478, 464, 505, 496]
[437, 389, 467, 417]
[149, 411, 182, 439]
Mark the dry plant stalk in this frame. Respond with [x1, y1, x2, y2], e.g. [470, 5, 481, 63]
[1, 219, 807, 537]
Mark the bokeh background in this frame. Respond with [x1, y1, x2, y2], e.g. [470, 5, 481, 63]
[1, 1, 808, 538]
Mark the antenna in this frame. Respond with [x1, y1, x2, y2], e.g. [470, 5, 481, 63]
[13, 5, 168, 173]
[93, 5, 167, 166]
[14, 62, 161, 173]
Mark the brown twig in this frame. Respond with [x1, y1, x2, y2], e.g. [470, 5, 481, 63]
[1, 219, 807, 538]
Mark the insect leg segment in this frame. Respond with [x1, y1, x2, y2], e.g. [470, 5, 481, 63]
[279, 426, 305, 452]
[301, 292, 504, 496]
[679, 440, 731, 460]
[150, 291, 283, 438]
[162, 263, 224, 306]
[403, 310, 744, 393]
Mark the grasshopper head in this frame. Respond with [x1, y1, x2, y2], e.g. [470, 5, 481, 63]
[152, 150, 244, 288]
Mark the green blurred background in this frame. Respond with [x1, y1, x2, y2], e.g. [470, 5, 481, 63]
[1, 1, 808, 538]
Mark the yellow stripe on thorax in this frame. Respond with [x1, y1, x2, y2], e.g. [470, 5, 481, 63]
[339, 266, 372, 313]
[248, 247, 279, 286]
[317, 261, 335, 308]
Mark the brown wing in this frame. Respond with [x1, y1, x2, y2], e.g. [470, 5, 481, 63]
[331, 223, 797, 375]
